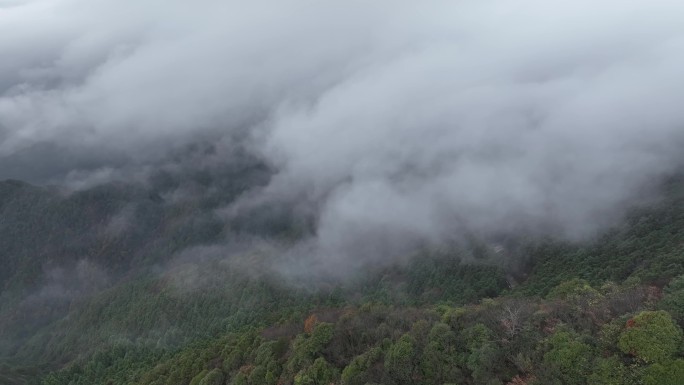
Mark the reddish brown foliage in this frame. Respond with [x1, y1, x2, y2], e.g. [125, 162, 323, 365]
[238, 365, 255, 375]
[304, 314, 319, 334]
[542, 317, 560, 334]
[261, 322, 300, 340]
[646, 286, 663, 303]
[507, 374, 536, 385]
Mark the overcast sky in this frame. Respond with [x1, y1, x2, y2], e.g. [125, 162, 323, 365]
[3, 0, 684, 269]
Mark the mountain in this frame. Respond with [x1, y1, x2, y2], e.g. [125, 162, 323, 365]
[1, 168, 683, 384]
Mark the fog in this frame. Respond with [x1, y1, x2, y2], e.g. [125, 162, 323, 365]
[2, 0, 684, 270]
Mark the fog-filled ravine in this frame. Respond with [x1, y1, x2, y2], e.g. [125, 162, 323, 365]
[2, 1, 684, 384]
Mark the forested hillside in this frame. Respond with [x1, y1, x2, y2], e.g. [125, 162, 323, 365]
[0, 174, 683, 385]
[3, 2, 684, 384]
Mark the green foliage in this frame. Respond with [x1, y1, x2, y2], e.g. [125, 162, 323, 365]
[340, 347, 382, 385]
[520, 182, 684, 295]
[618, 310, 683, 363]
[189, 369, 208, 385]
[547, 278, 600, 301]
[540, 330, 593, 385]
[4, 177, 684, 385]
[294, 357, 339, 385]
[405, 256, 509, 304]
[384, 334, 416, 384]
[34, 282, 684, 385]
[466, 342, 500, 385]
[199, 369, 225, 385]
[588, 356, 628, 385]
[659, 275, 684, 323]
[462, 323, 493, 352]
[420, 323, 463, 384]
[598, 317, 628, 353]
[642, 359, 684, 385]
[308, 323, 335, 354]
[285, 322, 335, 378]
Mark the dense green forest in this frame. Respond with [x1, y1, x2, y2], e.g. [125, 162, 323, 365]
[4, 0, 684, 383]
[1, 170, 684, 385]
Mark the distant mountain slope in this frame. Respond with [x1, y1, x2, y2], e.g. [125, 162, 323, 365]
[1, 174, 683, 384]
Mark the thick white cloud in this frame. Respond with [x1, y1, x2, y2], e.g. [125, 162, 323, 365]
[2, 0, 684, 267]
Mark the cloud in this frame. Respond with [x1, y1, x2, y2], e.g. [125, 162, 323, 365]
[2, 0, 684, 270]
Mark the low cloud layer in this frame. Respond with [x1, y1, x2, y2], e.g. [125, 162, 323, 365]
[3, 0, 684, 268]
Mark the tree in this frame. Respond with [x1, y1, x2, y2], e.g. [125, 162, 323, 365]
[547, 279, 599, 301]
[588, 356, 628, 385]
[617, 310, 683, 363]
[286, 322, 335, 377]
[539, 330, 593, 385]
[659, 275, 684, 323]
[384, 334, 416, 384]
[462, 323, 504, 384]
[304, 314, 319, 334]
[420, 323, 463, 384]
[642, 359, 684, 385]
[189, 369, 208, 385]
[198, 369, 225, 385]
[341, 346, 382, 385]
[467, 342, 501, 385]
[294, 357, 339, 385]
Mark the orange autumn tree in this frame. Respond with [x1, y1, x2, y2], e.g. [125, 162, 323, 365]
[304, 314, 319, 334]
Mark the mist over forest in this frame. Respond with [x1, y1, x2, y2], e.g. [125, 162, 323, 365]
[2, 1, 684, 385]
